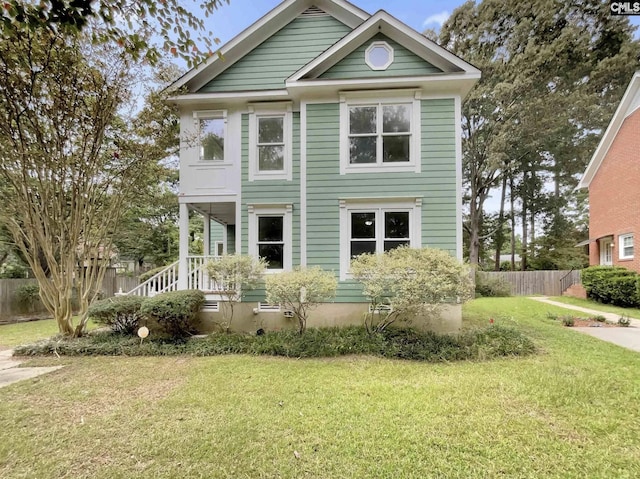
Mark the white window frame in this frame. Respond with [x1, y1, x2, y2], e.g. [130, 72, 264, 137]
[619, 233, 634, 260]
[248, 204, 293, 273]
[339, 198, 422, 280]
[248, 103, 293, 181]
[193, 110, 228, 163]
[365, 41, 394, 71]
[340, 90, 421, 175]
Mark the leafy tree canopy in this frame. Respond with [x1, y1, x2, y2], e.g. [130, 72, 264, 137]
[1, 0, 228, 66]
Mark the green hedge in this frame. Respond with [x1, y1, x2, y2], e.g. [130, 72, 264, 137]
[140, 290, 205, 337]
[582, 266, 640, 307]
[14, 325, 536, 362]
[88, 295, 144, 334]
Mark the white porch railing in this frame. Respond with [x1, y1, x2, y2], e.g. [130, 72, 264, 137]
[187, 255, 235, 293]
[126, 256, 232, 297]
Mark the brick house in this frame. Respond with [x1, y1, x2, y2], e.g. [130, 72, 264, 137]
[577, 71, 640, 272]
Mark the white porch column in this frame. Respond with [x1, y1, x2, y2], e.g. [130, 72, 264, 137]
[178, 202, 189, 290]
[203, 213, 211, 257]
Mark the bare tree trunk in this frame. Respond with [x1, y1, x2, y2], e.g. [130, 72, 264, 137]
[494, 173, 508, 271]
[521, 195, 528, 272]
[509, 176, 516, 271]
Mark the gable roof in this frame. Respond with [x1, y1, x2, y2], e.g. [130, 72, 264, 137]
[168, 0, 369, 93]
[578, 71, 640, 189]
[288, 10, 479, 83]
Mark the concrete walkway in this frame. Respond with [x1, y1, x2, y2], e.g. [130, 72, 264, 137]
[0, 349, 63, 389]
[529, 296, 640, 352]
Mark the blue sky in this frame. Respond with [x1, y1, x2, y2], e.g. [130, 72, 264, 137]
[205, 0, 640, 45]
[206, 0, 473, 44]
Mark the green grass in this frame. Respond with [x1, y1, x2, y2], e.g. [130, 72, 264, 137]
[0, 318, 98, 349]
[1, 297, 640, 478]
[550, 295, 640, 319]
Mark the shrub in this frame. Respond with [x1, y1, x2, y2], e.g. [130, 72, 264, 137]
[475, 274, 511, 297]
[13, 283, 40, 311]
[206, 254, 266, 332]
[618, 315, 631, 327]
[140, 290, 205, 337]
[546, 312, 558, 321]
[265, 266, 338, 335]
[561, 315, 575, 327]
[581, 266, 639, 306]
[591, 315, 606, 323]
[351, 247, 474, 334]
[88, 295, 144, 334]
[14, 325, 536, 362]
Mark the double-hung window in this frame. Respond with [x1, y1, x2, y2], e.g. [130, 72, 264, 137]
[619, 233, 634, 260]
[194, 110, 226, 162]
[339, 198, 421, 280]
[248, 204, 292, 272]
[350, 210, 411, 258]
[248, 103, 293, 181]
[340, 92, 420, 174]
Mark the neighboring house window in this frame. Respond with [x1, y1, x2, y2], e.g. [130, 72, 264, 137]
[365, 41, 394, 70]
[339, 198, 422, 280]
[248, 204, 292, 271]
[248, 104, 293, 181]
[340, 92, 421, 174]
[194, 110, 226, 161]
[619, 233, 634, 260]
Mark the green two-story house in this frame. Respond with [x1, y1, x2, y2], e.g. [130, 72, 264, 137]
[137, 0, 480, 332]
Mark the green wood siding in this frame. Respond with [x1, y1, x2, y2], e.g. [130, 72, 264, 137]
[241, 112, 301, 302]
[209, 221, 225, 255]
[319, 33, 442, 79]
[226, 225, 236, 255]
[306, 99, 457, 302]
[199, 16, 351, 93]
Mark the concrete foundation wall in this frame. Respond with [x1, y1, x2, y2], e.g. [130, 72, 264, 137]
[198, 302, 462, 334]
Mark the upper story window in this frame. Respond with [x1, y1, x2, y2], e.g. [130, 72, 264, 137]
[365, 41, 394, 70]
[257, 116, 285, 171]
[194, 110, 227, 162]
[248, 103, 293, 181]
[619, 233, 634, 260]
[340, 91, 421, 175]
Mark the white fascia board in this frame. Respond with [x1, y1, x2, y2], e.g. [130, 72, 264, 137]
[286, 73, 480, 98]
[288, 10, 480, 83]
[168, 90, 291, 107]
[577, 71, 640, 189]
[168, 0, 369, 93]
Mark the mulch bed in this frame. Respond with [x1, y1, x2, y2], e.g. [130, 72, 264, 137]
[569, 318, 618, 328]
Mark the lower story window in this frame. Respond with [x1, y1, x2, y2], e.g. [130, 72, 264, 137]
[340, 198, 421, 280]
[258, 216, 284, 269]
[248, 204, 292, 272]
[350, 210, 410, 258]
[619, 233, 634, 260]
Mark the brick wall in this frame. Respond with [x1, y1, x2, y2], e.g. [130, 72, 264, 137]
[589, 107, 640, 272]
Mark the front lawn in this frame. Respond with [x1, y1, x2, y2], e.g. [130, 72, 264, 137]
[550, 295, 640, 319]
[1, 297, 639, 478]
[0, 318, 97, 349]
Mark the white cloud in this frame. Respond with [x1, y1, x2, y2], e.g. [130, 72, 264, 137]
[422, 11, 450, 28]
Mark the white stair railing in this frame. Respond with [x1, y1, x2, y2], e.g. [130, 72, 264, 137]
[125, 256, 234, 297]
[126, 261, 179, 297]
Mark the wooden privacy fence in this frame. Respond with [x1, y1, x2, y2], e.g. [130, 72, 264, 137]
[0, 271, 140, 323]
[0, 278, 49, 323]
[477, 270, 579, 297]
